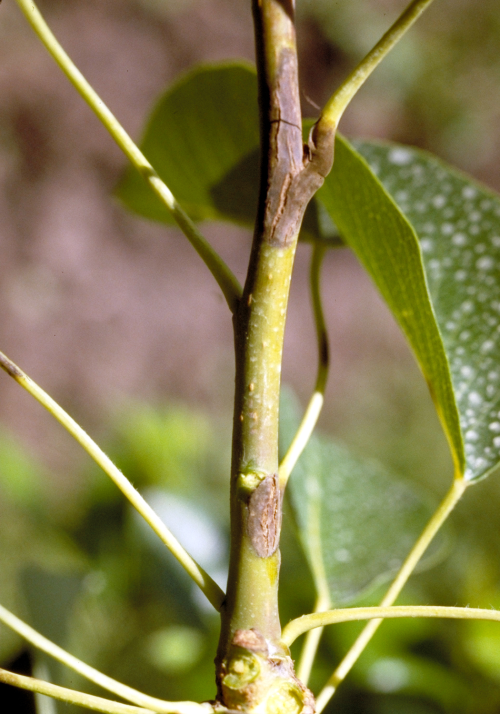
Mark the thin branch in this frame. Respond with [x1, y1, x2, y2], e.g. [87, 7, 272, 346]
[283, 604, 500, 647]
[318, 0, 436, 132]
[13, 0, 241, 314]
[296, 593, 330, 687]
[0, 603, 209, 714]
[279, 246, 330, 683]
[315, 478, 467, 712]
[33, 660, 58, 714]
[279, 244, 329, 488]
[0, 351, 225, 611]
[0, 669, 211, 714]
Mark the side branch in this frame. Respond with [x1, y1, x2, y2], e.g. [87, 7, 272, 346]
[282, 605, 500, 647]
[14, 0, 241, 313]
[319, 0, 436, 131]
[315, 478, 467, 712]
[0, 602, 205, 714]
[0, 351, 225, 611]
[0, 669, 212, 714]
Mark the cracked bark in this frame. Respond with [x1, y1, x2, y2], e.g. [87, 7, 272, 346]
[216, 0, 334, 710]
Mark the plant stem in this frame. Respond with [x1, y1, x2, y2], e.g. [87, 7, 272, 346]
[279, 244, 329, 487]
[315, 478, 467, 712]
[318, 0, 436, 132]
[33, 660, 58, 714]
[216, 1, 334, 710]
[0, 669, 209, 714]
[13, 0, 241, 314]
[282, 604, 500, 646]
[0, 351, 224, 611]
[219, 0, 305, 654]
[283, 246, 330, 685]
[0, 603, 207, 714]
[296, 593, 331, 686]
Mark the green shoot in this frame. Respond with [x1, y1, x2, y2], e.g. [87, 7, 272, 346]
[318, 0, 436, 132]
[13, 0, 241, 314]
[279, 245, 329, 487]
[0, 351, 224, 611]
[0, 603, 207, 714]
[315, 478, 467, 711]
[282, 604, 500, 646]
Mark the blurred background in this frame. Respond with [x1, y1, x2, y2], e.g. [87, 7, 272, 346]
[1, 0, 500, 712]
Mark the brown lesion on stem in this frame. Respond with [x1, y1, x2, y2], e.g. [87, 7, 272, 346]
[217, 1, 334, 710]
[247, 472, 282, 558]
[267, 119, 335, 248]
[253, 0, 335, 250]
[0, 351, 24, 379]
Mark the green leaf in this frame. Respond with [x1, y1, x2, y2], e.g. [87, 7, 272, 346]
[117, 61, 260, 225]
[280, 390, 439, 605]
[116, 62, 327, 243]
[332, 139, 500, 482]
[317, 136, 467, 478]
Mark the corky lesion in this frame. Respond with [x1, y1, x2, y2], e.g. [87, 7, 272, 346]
[257, 43, 335, 249]
[265, 118, 335, 249]
[247, 472, 282, 558]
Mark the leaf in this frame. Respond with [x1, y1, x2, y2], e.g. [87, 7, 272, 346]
[317, 136, 468, 477]
[354, 142, 500, 482]
[280, 389, 440, 605]
[117, 61, 260, 225]
[322, 139, 500, 482]
[116, 62, 326, 243]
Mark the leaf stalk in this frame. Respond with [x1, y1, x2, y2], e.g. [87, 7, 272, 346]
[315, 478, 467, 712]
[319, 0, 436, 131]
[0, 669, 211, 714]
[0, 351, 224, 611]
[296, 593, 331, 687]
[13, 0, 241, 314]
[0, 603, 206, 714]
[279, 244, 329, 487]
[283, 604, 500, 647]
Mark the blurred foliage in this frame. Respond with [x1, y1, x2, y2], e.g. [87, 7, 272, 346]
[1, 394, 500, 713]
[3, 1, 500, 713]
[297, 0, 500, 181]
[281, 389, 445, 605]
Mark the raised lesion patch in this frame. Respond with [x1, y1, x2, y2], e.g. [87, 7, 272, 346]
[247, 472, 282, 557]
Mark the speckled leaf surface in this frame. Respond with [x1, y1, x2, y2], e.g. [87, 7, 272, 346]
[353, 142, 500, 482]
[317, 136, 465, 478]
[280, 391, 437, 604]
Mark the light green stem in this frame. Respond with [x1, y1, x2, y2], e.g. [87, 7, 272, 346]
[32, 660, 58, 714]
[315, 478, 467, 712]
[319, 0, 436, 131]
[296, 593, 331, 686]
[0, 669, 210, 714]
[0, 603, 207, 714]
[13, 0, 241, 314]
[279, 245, 329, 488]
[0, 351, 224, 611]
[283, 604, 500, 647]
